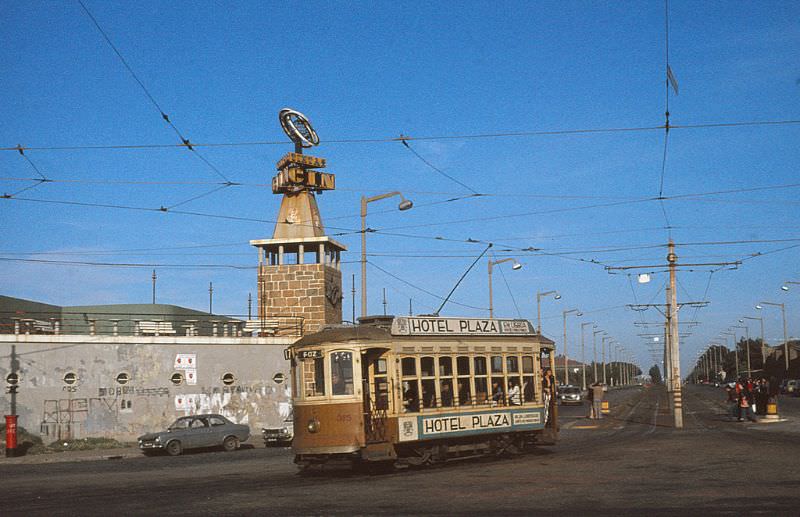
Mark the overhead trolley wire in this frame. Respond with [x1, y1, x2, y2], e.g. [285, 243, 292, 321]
[399, 137, 481, 195]
[77, 0, 234, 190]
[368, 261, 488, 312]
[3, 119, 799, 154]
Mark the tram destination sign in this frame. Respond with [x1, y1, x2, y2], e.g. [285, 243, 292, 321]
[391, 317, 533, 336]
[397, 409, 544, 442]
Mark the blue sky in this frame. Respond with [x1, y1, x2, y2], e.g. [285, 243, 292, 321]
[2, 1, 799, 373]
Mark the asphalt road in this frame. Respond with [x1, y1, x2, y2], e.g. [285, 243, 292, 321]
[2, 385, 799, 516]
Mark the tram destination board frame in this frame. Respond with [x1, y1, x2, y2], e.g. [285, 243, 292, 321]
[391, 317, 534, 337]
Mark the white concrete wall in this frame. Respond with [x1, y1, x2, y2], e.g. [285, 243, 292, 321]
[0, 334, 295, 443]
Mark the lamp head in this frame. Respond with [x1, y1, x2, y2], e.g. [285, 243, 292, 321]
[755, 304, 763, 310]
[554, 294, 562, 300]
[577, 312, 583, 317]
[398, 199, 413, 211]
[511, 261, 522, 270]
[781, 285, 790, 292]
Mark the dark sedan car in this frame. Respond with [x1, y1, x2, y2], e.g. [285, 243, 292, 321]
[138, 414, 250, 456]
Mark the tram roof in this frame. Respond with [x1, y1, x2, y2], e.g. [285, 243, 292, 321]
[293, 316, 555, 348]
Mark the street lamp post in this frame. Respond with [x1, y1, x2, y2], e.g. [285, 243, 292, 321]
[360, 192, 412, 318]
[601, 335, 609, 385]
[742, 315, 765, 369]
[581, 322, 594, 390]
[721, 331, 738, 378]
[488, 258, 522, 319]
[733, 324, 750, 376]
[592, 330, 604, 383]
[781, 281, 800, 291]
[757, 301, 789, 371]
[562, 308, 581, 385]
[536, 290, 561, 334]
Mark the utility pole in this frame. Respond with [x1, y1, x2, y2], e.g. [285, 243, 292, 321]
[608, 239, 735, 428]
[666, 241, 682, 428]
[247, 292, 252, 320]
[382, 288, 387, 316]
[152, 270, 157, 304]
[208, 282, 213, 314]
[351, 275, 356, 324]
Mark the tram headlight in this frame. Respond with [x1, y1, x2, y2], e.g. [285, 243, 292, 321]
[307, 418, 321, 433]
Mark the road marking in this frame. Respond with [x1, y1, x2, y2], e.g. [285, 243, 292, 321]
[572, 425, 599, 429]
[646, 400, 659, 435]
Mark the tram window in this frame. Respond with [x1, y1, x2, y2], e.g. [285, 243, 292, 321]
[457, 378, 472, 406]
[439, 356, 453, 377]
[421, 379, 436, 408]
[491, 377, 506, 405]
[522, 355, 535, 374]
[440, 378, 454, 407]
[402, 380, 420, 412]
[420, 357, 435, 377]
[456, 356, 470, 375]
[474, 377, 488, 404]
[491, 356, 503, 374]
[473, 356, 487, 376]
[506, 355, 519, 374]
[523, 375, 535, 402]
[303, 357, 326, 397]
[375, 378, 389, 409]
[330, 351, 354, 395]
[401, 357, 416, 377]
[376, 358, 387, 375]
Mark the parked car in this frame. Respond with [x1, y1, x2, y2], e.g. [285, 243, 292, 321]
[559, 385, 584, 405]
[262, 415, 294, 447]
[138, 414, 250, 456]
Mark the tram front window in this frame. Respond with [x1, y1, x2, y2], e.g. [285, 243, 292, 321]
[330, 351, 354, 395]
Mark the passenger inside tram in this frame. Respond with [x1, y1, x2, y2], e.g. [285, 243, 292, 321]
[440, 380, 454, 407]
[403, 382, 420, 412]
[508, 379, 522, 405]
[491, 379, 505, 406]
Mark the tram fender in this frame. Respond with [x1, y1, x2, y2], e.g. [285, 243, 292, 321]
[361, 442, 397, 462]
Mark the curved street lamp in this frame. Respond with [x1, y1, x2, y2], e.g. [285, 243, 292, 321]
[562, 308, 582, 385]
[536, 290, 561, 334]
[487, 258, 522, 319]
[360, 192, 413, 318]
[580, 322, 595, 390]
[756, 301, 789, 371]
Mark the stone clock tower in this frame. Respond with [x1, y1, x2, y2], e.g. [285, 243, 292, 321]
[250, 109, 346, 335]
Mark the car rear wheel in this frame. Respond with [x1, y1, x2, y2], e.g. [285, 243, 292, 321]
[166, 440, 183, 456]
[223, 436, 239, 452]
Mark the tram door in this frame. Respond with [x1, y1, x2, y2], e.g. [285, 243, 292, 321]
[361, 348, 390, 443]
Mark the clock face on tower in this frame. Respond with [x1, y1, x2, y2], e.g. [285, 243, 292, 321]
[326, 282, 341, 307]
[279, 108, 320, 148]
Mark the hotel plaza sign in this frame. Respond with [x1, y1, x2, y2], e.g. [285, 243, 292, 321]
[398, 408, 544, 442]
[391, 317, 534, 336]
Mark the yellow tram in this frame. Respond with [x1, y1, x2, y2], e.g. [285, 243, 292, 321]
[287, 315, 558, 469]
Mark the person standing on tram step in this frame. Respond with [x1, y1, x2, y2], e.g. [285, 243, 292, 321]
[542, 368, 556, 409]
[591, 382, 605, 420]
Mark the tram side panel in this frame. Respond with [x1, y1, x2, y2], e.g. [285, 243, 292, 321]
[294, 402, 364, 454]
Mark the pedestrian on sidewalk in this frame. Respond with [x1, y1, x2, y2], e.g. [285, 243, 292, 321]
[737, 381, 757, 422]
[591, 382, 604, 420]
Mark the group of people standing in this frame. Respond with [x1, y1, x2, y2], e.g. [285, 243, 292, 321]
[726, 377, 772, 422]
